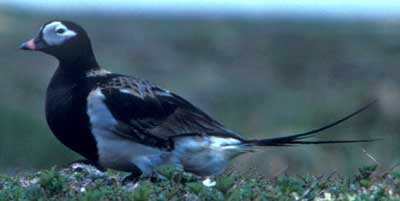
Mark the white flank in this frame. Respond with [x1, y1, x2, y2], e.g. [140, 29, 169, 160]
[173, 136, 247, 176]
[86, 88, 163, 175]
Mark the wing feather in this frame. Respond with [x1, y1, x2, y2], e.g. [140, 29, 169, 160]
[97, 76, 241, 148]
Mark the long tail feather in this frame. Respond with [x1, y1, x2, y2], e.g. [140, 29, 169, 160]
[245, 100, 381, 146]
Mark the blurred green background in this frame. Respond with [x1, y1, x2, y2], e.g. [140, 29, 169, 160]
[0, 4, 398, 177]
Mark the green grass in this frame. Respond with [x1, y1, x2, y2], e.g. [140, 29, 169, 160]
[0, 163, 399, 200]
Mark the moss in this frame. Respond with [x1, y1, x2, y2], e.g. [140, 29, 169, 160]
[156, 165, 177, 181]
[39, 167, 68, 197]
[0, 164, 398, 200]
[276, 177, 305, 195]
[215, 176, 235, 195]
[133, 181, 155, 201]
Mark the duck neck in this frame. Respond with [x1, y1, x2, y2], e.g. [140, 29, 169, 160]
[57, 48, 100, 78]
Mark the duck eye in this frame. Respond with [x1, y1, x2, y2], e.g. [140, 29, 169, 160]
[56, 28, 66, 34]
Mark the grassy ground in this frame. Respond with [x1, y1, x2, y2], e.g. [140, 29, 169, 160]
[0, 163, 399, 200]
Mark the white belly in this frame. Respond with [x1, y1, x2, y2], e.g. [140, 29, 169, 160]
[94, 130, 163, 173]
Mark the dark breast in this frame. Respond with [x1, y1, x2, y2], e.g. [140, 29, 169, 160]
[45, 73, 109, 162]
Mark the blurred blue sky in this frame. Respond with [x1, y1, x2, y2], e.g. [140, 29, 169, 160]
[2, 0, 400, 18]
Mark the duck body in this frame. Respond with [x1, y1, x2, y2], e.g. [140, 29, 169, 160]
[45, 64, 242, 176]
[20, 20, 376, 178]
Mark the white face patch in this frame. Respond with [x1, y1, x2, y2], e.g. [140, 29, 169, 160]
[42, 21, 77, 46]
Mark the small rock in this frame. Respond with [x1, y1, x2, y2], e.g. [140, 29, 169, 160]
[202, 178, 216, 187]
[71, 163, 104, 176]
